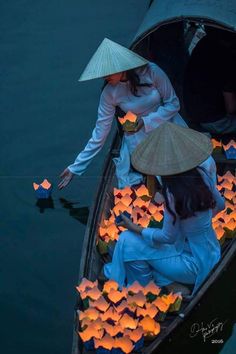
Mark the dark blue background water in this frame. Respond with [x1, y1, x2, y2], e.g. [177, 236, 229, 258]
[0, 1, 235, 353]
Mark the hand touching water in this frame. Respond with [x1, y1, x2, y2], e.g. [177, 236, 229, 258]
[58, 168, 74, 189]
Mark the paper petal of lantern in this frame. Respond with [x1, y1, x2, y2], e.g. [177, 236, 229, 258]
[127, 291, 146, 307]
[152, 297, 170, 313]
[135, 185, 151, 198]
[123, 327, 144, 342]
[224, 189, 235, 200]
[127, 281, 144, 294]
[103, 322, 124, 337]
[223, 171, 236, 184]
[94, 334, 114, 350]
[139, 316, 161, 336]
[114, 336, 134, 354]
[220, 180, 233, 190]
[79, 326, 104, 342]
[85, 287, 102, 301]
[89, 296, 110, 312]
[79, 308, 100, 321]
[143, 281, 161, 296]
[211, 138, 222, 149]
[80, 318, 103, 331]
[76, 278, 98, 293]
[119, 313, 139, 330]
[99, 306, 122, 322]
[103, 279, 119, 293]
[107, 288, 127, 304]
[137, 215, 151, 227]
[137, 304, 159, 319]
[133, 197, 150, 209]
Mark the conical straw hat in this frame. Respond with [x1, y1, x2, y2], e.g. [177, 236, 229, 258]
[131, 122, 213, 176]
[79, 38, 148, 81]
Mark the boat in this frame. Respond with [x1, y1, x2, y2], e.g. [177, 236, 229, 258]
[72, 1, 236, 352]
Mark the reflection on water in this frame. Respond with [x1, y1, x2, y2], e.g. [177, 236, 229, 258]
[35, 197, 55, 213]
[60, 198, 89, 225]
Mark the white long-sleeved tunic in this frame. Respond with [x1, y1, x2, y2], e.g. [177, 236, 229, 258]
[68, 62, 187, 187]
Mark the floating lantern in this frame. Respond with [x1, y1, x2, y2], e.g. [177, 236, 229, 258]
[139, 316, 161, 336]
[119, 313, 139, 330]
[33, 179, 52, 199]
[223, 140, 236, 159]
[103, 280, 119, 294]
[118, 111, 138, 132]
[89, 296, 110, 312]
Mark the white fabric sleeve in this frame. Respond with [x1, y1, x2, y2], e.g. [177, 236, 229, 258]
[68, 89, 115, 175]
[143, 63, 180, 133]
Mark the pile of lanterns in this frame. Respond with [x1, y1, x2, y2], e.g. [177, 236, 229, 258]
[98, 185, 164, 246]
[212, 138, 236, 159]
[76, 278, 182, 353]
[213, 171, 236, 244]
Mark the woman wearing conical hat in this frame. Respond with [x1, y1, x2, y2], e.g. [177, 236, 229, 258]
[104, 123, 225, 296]
[58, 38, 187, 189]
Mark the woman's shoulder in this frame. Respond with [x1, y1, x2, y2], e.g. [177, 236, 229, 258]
[136, 61, 165, 81]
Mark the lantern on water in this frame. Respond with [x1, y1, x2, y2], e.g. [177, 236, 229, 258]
[33, 179, 52, 199]
[118, 111, 138, 132]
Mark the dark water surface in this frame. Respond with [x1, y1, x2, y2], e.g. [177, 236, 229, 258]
[0, 1, 235, 354]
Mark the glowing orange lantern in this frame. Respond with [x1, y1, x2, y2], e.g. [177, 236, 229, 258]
[162, 293, 182, 312]
[103, 279, 119, 293]
[79, 326, 104, 342]
[223, 171, 236, 184]
[80, 318, 103, 331]
[123, 327, 144, 342]
[135, 185, 151, 199]
[118, 111, 138, 132]
[127, 281, 144, 294]
[103, 322, 124, 337]
[106, 224, 120, 240]
[33, 179, 52, 199]
[151, 211, 164, 222]
[148, 203, 159, 215]
[137, 214, 151, 227]
[76, 278, 98, 293]
[152, 297, 170, 313]
[94, 334, 114, 351]
[81, 286, 101, 301]
[119, 313, 139, 330]
[137, 304, 159, 319]
[133, 197, 150, 209]
[220, 179, 233, 190]
[139, 316, 161, 336]
[127, 291, 146, 307]
[115, 194, 133, 207]
[99, 306, 122, 322]
[144, 281, 161, 296]
[107, 288, 127, 304]
[114, 336, 134, 354]
[224, 219, 236, 238]
[79, 308, 100, 321]
[115, 300, 135, 315]
[224, 189, 235, 201]
[211, 138, 222, 149]
[89, 296, 110, 312]
[113, 202, 132, 216]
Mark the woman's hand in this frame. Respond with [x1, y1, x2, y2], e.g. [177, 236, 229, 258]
[126, 118, 144, 135]
[116, 214, 144, 235]
[58, 168, 74, 189]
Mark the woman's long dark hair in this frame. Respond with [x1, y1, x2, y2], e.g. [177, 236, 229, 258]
[102, 65, 151, 96]
[161, 168, 216, 224]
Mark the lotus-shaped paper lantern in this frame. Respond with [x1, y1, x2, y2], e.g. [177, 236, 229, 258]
[80, 317, 103, 331]
[107, 288, 127, 304]
[133, 197, 150, 210]
[152, 297, 170, 313]
[78, 324, 104, 342]
[114, 336, 134, 354]
[76, 278, 98, 293]
[89, 296, 110, 312]
[127, 281, 144, 295]
[223, 171, 236, 184]
[223, 189, 235, 201]
[123, 327, 144, 342]
[162, 293, 182, 312]
[115, 300, 135, 316]
[103, 322, 124, 337]
[144, 281, 161, 296]
[139, 316, 161, 336]
[114, 186, 133, 197]
[224, 219, 236, 238]
[33, 179, 52, 199]
[137, 304, 159, 319]
[220, 179, 233, 190]
[211, 138, 222, 150]
[135, 185, 151, 201]
[99, 306, 122, 322]
[118, 111, 138, 132]
[94, 334, 114, 351]
[115, 194, 133, 207]
[103, 280, 119, 294]
[81, 286, 102, 301]
[223, 140, 236, 159]
[113, 202, 132, 216]
[137, 214, 150, 228]
[127, 291, 146, 307]
[79, 307, 100, 321]
[119, 313, 139, 330]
